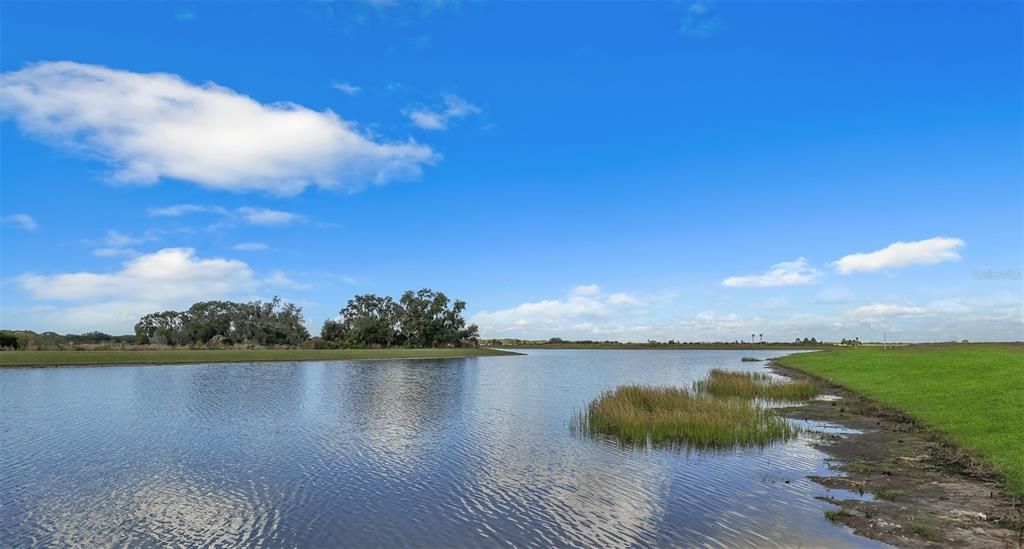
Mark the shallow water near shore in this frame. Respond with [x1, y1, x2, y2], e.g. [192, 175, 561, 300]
[1, 349, 882, 547]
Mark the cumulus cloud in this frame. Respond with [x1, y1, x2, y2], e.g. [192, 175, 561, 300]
[331, 81, 361, 95]
[0, 61, 437, 195]
[2, 213, 38, 231]
[471, 285, 654, 337]
[19, 248, 256, 302]
[12, 248, 265, 333]
[722, 257, 821, 288]
[404, 93, 480, 131]
[834, 237, 965, 274]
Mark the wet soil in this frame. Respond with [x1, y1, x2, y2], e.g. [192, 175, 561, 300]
[770, 360, 1023, 548]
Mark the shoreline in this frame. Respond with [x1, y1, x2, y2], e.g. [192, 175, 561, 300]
[770, 359, 1023, 547]
[0, 348, 522, 368]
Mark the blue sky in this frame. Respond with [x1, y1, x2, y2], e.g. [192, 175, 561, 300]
[1, 1, 1021, 342]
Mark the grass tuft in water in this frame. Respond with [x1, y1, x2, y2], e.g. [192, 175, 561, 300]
[824, 507, 855, 522]
[571, 385, 798, 449]
[693, 369, 818, 401]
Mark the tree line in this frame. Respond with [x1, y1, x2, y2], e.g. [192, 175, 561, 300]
[128, 289, 478, 348]
[135, 297, 310, 346]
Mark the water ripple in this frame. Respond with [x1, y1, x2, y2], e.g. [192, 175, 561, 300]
[1, 351, 879, 547]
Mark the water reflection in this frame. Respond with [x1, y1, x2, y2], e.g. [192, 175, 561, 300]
[0, 351, 880, 547]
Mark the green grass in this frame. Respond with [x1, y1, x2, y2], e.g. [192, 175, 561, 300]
[572, 385, 798, 449]
[693, 369, 818, 401]
[778, 344, 1024, 496]
[871, 486, 902, 501]
[0, 347, 520, 367]
[910, 521, 942, 541]
[824, 507, 855, 522]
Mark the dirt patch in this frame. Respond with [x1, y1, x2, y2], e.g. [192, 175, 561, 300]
[770, 360, 1024, 548]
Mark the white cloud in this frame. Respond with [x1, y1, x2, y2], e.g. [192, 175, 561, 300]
[331, 81, 361, 95]
[92, 247, 139, 257]
[19, 248, 256, 302]
[3, 213, 38, 231]
[473, 297, 608, 328]
[847, 303, 927, 319]
[0, 61, 437, 195]
[834, 237, 965, 274]
[264, 271, 312, 290]
[148, 204, 303, 226]
[102, 229, 147, 247]
[722, 257, 821, 288]
[607, 292, 643, 306]
[472, 285, 663, 338]
[148, 204, 227, 217]
[236, 207, 302, 226]
[404, 93, 480, 131]
[13, 248, 263, 333]
[232, 242, 268, 251]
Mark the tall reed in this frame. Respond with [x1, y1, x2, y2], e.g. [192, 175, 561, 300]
[572, 385, 798, 449]
[693, 369, 818, 401]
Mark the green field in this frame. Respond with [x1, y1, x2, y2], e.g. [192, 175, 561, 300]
[0, 347, 520, 367]
[778, 344, 1024, 495]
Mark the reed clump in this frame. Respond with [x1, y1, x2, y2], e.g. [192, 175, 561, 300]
[571, 385, 798, 449]
[693, 369, 818, 401]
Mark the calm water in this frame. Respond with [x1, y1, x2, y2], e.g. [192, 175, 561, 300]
[1, 350, 880, 547]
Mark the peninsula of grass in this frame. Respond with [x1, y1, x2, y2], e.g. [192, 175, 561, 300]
[572, 385, 798, 449]
[0, 347, 520, 367]
[778, 344, 1024, 496]
[694, 369, 818, 401]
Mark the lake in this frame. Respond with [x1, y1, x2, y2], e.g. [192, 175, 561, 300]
[0, 350, 879, 547]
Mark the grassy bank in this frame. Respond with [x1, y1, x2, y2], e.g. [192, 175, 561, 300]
[0, 347, 520, 367]
[778, 344, 1024, 495]
[501, 342, 826, 350]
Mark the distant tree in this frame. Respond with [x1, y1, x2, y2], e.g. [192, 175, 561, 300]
[135, 297, 308, 346]
[321, 293, 402, 348]
[231, 297, 310, 346]
[0, 332, 20, 350]
[399, 289, 478, 348]
[321, 288, 479, 348]
[134, 311, 187, 345]
[183, 301, 238, 344]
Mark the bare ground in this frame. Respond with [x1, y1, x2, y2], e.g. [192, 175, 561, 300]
[770, 360, 1024, 548]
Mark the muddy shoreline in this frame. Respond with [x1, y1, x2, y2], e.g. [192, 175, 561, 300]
[769, 359, 1023, 548]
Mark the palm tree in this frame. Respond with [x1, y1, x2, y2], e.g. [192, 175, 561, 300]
[759, 333, 763, 344]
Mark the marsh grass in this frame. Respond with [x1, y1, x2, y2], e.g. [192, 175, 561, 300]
[571, 385, 798, 449]
[910, 521, 942, 541]
[824, 507, 855, 522]
[694, 369, 818, 401]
